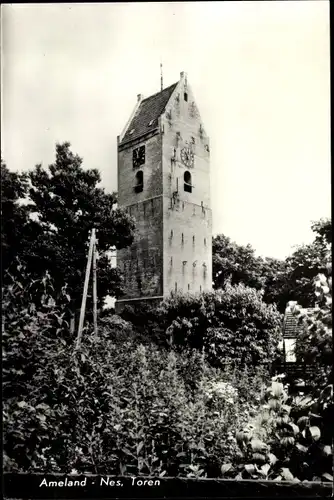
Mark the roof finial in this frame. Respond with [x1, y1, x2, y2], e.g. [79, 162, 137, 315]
[160, 61, 163, 91]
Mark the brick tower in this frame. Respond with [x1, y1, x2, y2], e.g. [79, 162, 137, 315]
[116, 71, 212, 311]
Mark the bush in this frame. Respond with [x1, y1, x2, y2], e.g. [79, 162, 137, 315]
[294, 268, 332, 389]
[156, 284, 282, 368]
[3, 268, 267, 476]
[4, 320, 263, 476]
[223, 270, 333, 483]
[224, 380, 333, 482]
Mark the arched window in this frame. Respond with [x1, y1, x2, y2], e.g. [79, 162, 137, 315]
[134, 170, 143, 193]
[184, 171, 192, 193]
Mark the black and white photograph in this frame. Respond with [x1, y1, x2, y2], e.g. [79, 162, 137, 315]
[1, 1, 332, 497]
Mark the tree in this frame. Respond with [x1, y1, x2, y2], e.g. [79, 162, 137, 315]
[212, 235, 265, 290]
[284, 218, 331, 309]
[1, 159, 30, 278]
[212, 218, 332, 312]
[3, 143, 135, 314]
[261, 257, 291, 312]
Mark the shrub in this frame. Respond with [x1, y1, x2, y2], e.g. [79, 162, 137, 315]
[294, 267, 332, 390]
[3, 268, 266, 477]
[223, 271, 333, 483]
[224, 380, 333, 482]
[4, 319, 258, 476]
[156, 284, 282, 368]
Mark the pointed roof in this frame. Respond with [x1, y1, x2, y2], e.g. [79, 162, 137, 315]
[120, 82, 178, 145]
[283, 307, 315, 338]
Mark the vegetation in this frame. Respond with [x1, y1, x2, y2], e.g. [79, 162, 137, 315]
[2, 144, 331, 481]
[3, 263, 267, 476]
[1, 143, 135, 318]
[220, 266, 333, 482]
[212, 218, 332, 312]
[154, 284, 282, 369]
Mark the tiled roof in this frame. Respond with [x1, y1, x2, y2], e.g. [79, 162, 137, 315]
[283, 308, 315, 338]
[283, 312, 301, 338]
[120, 83, 178, 145]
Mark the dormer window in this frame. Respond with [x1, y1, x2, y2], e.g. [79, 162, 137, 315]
[134, 170, 143, 193]
[148, 120, 154, 126]
[184, 92, 188, 102]
[184, 171, 192, 193]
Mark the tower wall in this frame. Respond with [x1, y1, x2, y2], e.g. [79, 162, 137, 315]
[117, 133, 164, 306]
[161, 77, 212, 295]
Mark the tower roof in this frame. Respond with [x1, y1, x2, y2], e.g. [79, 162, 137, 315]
[120, 82, 178, 145]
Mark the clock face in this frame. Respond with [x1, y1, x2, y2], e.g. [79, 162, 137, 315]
[133, 145, 146, 168]
[180, 147, 194, 168]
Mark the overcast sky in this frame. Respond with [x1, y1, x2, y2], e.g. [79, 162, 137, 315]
[1, 1, 331, 259]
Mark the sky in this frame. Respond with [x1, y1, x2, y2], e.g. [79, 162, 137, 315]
[1, 1, 331, 260]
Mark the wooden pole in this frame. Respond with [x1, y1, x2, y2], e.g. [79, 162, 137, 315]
[76, 228, 95, 350]
[92, 235, 98, 336]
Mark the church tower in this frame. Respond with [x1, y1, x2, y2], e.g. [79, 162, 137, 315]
[116, 71, 212, 311]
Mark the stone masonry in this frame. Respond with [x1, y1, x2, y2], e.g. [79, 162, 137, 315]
[116, 72, 212, 311]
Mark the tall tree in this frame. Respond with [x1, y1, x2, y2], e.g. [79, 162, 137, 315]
[4, 143, 135, 313]
[1, 159, 31, 278]
[284, 218, 331, 308]
[212, 218, 331, 312]
[212, 234, 265, 290]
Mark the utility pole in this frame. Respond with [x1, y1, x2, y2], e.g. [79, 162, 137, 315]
[76, 228, 95, 350]
[92, 234, 98, 336]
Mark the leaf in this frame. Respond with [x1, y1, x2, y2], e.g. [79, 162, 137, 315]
[159, 471, 167, 477]
[251, 439, 267, 452]
[309, 413, 322, 421]
[309, 426, 321, 441]
[297, 416, 309, 429]
[322, 445, 332, 456]
[268, 453, 277, 465]
[281, 405, 291, 414]
[296, 443, 308, 454]
[221, 463, 233, 474]
[17, 401, 28, 408]
[122, 448, 135, 458]
[261, 464, 270, 476]
[271, 382, 284, 398]
[322, 473, 333, 481]
[252, 453, 266, 463]
[245, 464, 256, 474]
[288, 423, 300, 435]
[281, 468, 294, 481]
[136, 441, 144, 455]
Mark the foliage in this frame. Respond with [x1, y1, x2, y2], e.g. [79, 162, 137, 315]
[294, 268, 332, 390]
[212, 235, 264, 291]
[2, 143, 135, 314]
[221, 380, 333, 482]
[156, 284, 282, 368]
[212, 218, 332, 312]
[221, 268, 333, 483]
[3, 268, 266, 477]
[311, 218, 332, 246]
[1, 159, 30, 278]
[282, 218, 331, 309]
